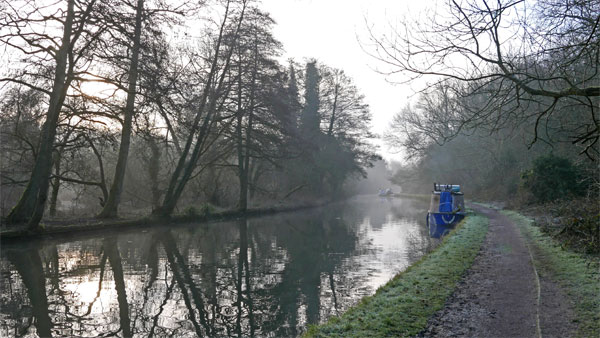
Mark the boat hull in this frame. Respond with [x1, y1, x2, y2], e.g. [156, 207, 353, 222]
[427, 212, 466, 238]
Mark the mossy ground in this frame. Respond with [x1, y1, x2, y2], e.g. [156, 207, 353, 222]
[503, 210, 600, 337]
[305, 213, 489, 337]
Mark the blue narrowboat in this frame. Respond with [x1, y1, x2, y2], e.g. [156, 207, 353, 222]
[427, 183, 466, 238]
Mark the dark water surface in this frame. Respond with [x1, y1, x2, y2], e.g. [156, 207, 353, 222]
[0, 196, 434, 337]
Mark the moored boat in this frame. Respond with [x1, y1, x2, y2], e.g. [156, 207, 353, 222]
[378, 188, 394, 197]
[426, 183, 466, 238]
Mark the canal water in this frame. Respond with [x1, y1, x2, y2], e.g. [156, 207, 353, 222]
[0, 196, 435, 337]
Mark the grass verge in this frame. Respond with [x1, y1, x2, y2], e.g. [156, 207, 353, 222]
[503, 210, 600, 337]
[305, 212, 489, 337]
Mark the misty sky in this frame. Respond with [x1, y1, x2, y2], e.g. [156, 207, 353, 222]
[261, 0, 430, 162]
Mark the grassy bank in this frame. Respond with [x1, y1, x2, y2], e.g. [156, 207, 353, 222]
[305, 212, 489, 337]
[504, 210, 600, 337]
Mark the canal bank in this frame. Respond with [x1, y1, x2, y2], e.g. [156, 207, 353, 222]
[305, 210, 489, 337]
[306, 204, 599, 337]
[0, 200, 330, 240]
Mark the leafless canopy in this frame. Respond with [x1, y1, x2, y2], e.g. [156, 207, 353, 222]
[368, 0, 599, 160]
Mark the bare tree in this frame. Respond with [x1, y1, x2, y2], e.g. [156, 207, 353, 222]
[367, 0, 599, 159]
[96, 0, 145, 218]
[230, 7, 284, 211]
[1, 0, 100, 228]
[384, 82, 465, 159]
[88, 0, 193, 218]
[319, 66, 373, 140]
[155, 0, 248, 217]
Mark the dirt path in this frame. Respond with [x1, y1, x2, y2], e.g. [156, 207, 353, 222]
[420, 204, 576, 337]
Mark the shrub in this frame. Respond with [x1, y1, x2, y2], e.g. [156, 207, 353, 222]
[199, 203, 215, 216]
[184, 203, 215, 218]
[521, 154, 585, 203]
[537, 198, 600, 254]
[184, 206, 199, 217]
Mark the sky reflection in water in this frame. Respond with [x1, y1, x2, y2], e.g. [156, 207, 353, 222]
[0, 196, 435, 337]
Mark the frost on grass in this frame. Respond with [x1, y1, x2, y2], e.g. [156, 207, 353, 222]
[306, 214, 489, 337]
[504, 211, 600, 338]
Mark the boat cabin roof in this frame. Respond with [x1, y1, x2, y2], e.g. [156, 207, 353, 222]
[431, 190, 464, 195]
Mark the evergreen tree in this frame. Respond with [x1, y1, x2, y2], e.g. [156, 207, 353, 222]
[300, 61, 321, 138]
[284, 62, 301, 133]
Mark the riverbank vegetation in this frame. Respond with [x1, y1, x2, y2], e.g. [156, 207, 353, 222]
[305, 212, 489, 337]
[0, 0, 378, 231]
[379, 0, 598, 256]
[524, 198, 600, 255]
[505, 210, 600, 337]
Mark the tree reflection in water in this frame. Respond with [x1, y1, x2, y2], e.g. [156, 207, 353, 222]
[5, 247, 53, 337]
[104, 237, 132, 337]
[0, 196, 431, 337]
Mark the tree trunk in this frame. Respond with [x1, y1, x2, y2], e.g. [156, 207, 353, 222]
[49, 153, 61, 217]
[327, 83, 339, 136]
[236, 58, 248, 211]
[97, 0, 144, 218]
[239, 112, 253, 211]
[242, 58, 255, 209]
[248, 159, 261, 200]
[6, 0, 76, 229]
[147, 137, 162, 210]
[236, 34, 257, 212]
[237, 119, 248, 211]
[84, 135, 109, 202]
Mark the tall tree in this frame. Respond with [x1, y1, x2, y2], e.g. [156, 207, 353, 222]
[318, 66, 378, 194]
[295, 61, 378, 197]
[282, 61, 301, 134]
[231, 7, 283, 211]
[319, 66, 373, 140]
[96, 0, 145, 218]
[292, 60, 324, 194]
[299, 61, 321, 138]
[155, 0, 248, 217]
[2, 0, 98, 228]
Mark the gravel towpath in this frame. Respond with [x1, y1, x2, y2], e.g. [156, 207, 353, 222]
[420, 204, 576, 337]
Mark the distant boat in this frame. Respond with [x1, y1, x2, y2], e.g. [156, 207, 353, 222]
[378, 188, 394, 197]
[426, 183, 466, 238]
